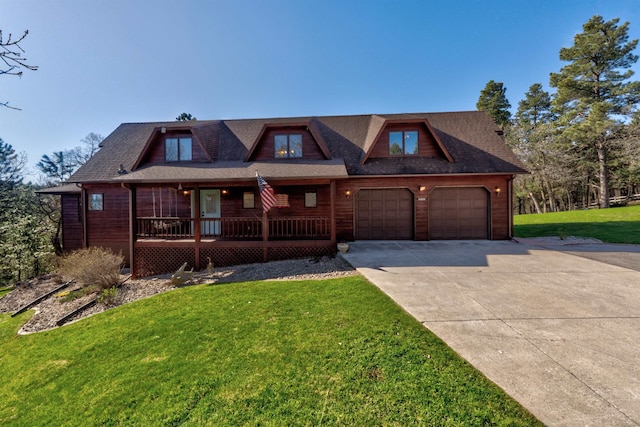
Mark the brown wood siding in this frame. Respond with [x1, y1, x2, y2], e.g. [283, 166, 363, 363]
[335, 175, 512, 241]
[250, 127, 326, 161]
[133, 183, 332, 219]
[85, 184, 130, 263]
[136, 187, 192, 218]
[61, 194, 83, 252]
[141, 134, 209, 165]
[368, 123, 443, 159]
[216, 185, 331, 218]
[356, 189, 413, 239]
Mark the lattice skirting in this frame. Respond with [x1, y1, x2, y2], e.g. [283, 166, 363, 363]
[134, 244, 335, 277]
[134, 247, 196, 277]
[200, 247, 264, 268]
[268, 245, 332, 261]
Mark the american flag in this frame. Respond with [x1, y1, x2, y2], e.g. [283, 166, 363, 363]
[256, 172, 277, 213]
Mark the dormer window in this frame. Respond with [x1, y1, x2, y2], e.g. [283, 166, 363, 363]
[274, 134, 302, 158]
[165, 137, 192, 162]
[389, 131, 418, 155]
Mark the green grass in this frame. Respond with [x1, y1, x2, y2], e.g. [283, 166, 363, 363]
[0, 276, 540, 426]
[514, 204, 640, 244]
[0, 287, 12, 298]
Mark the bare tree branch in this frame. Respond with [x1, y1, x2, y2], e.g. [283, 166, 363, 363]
[1, 29, 38, 109]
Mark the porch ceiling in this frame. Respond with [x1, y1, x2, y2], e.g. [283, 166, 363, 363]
[111, 160, 348, 183]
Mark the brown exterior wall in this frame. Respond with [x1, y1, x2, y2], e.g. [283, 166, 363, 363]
[250, 127, 326, 160]
[335, 175, 512, 241]
[73, 175, 513, 274]
[136, 186, 192, 218]
[368, 123, 444, 159]
[85, 184, 131, 264]
[61, 194, 83, 252]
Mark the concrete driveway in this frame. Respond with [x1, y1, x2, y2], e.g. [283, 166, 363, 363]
[340, 240, 640, 427]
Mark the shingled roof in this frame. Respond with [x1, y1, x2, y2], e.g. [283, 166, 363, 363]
[69, 111, 527, 183]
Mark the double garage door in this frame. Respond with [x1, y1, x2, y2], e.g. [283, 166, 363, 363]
[355, 187, 488, 240]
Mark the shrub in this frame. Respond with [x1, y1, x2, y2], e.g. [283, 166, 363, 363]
[59, 288, 91, 303]
[57, 247, 124, 290]
[98, 287, 118, 305]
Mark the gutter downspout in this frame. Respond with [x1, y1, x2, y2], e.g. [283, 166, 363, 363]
[78, 184, 88, 249]
[508, 176, 514, 239]
[122, 183, 137, 278]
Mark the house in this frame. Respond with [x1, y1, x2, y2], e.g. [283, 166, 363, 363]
[43, 111, 527, 277]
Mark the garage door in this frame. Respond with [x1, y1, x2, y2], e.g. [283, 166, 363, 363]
[429, 187, 488, 239]
[356, 189, 413, 239]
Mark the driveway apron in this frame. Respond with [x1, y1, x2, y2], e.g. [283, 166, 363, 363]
[340, 240, 640, 427]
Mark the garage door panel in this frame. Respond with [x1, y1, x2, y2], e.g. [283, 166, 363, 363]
[429, 187, 488, 240]
[356, 189, 413, 240]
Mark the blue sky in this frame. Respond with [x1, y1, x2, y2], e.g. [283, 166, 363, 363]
[2, 0, 640, 181]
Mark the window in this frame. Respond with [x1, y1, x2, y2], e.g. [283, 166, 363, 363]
[274, 134, 302, 158]
[389, 131, 418, 155]
[243, 192, 255, 209]
[304, 191, 317, 208]
[89, 193, 103, 211]
[165, 137, 192, 161]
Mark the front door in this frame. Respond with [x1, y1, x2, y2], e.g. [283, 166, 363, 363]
[199, 189, 221, 236]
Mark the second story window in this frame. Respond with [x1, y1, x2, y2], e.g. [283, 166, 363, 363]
[389, 131, 418, 155]
[166, 137, 192, 162]
[274, 134, 302, 158]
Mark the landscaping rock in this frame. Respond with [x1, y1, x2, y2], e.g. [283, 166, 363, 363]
[0, 256, 356, 334]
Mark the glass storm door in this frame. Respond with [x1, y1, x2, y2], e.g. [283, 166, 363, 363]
[199, 189, 221, 236]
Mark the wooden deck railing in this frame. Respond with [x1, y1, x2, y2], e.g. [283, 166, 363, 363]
[137, 217, 193, 239]
[269, 216, 330, 239]
[136, 216, 330, 240]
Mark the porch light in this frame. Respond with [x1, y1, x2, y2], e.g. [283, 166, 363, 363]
[419, 185, 426, 192]
[495, 186, 501, 196]
[222, 189, 228, 195]
[345, 190, 351, 199]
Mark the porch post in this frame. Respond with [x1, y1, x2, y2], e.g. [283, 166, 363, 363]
[194, 186, 201, 242]
[81, 186, 88, 249]
[330, 180, 336, 244]
[194, 186, 201, 270]
[262, 211, 268, 262]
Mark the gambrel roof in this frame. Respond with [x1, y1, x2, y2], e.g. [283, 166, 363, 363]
[69, 111, 527, 183]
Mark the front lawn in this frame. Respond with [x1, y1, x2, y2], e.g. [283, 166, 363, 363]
[0, 276, 540, 426]
[514, 204, 640, 244]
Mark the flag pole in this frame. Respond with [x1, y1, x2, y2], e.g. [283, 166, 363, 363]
[257, 170, 269, 261]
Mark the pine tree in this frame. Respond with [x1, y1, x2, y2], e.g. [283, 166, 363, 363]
[516, 83, 554, 128]
[476, 80, 512, 127]
[550, 15, 640, 208]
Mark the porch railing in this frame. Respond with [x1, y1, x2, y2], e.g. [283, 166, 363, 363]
[136, 216, 330, 240]
[137, 217, 193, 239]
[269, 216, 330, 239]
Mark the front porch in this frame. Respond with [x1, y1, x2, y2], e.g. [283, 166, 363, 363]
[128, 182, 337, 277]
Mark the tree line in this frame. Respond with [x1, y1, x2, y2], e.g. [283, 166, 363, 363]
[477, 15, 640, 213]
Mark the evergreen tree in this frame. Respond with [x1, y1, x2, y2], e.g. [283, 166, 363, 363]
[476, 80, 512, 127]
[37, 151, 76, 184]
[176, 112, 196, 121]
[516, 83, 554, 128]
[0, 137, 23, 187]
[550, 15, 640, 208]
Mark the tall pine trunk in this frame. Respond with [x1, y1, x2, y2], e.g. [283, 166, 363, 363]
[597, 140, 610, 208]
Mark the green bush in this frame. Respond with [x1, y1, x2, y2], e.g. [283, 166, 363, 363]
[97, 287, 118, 305]
[57, 247, 124, 290]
